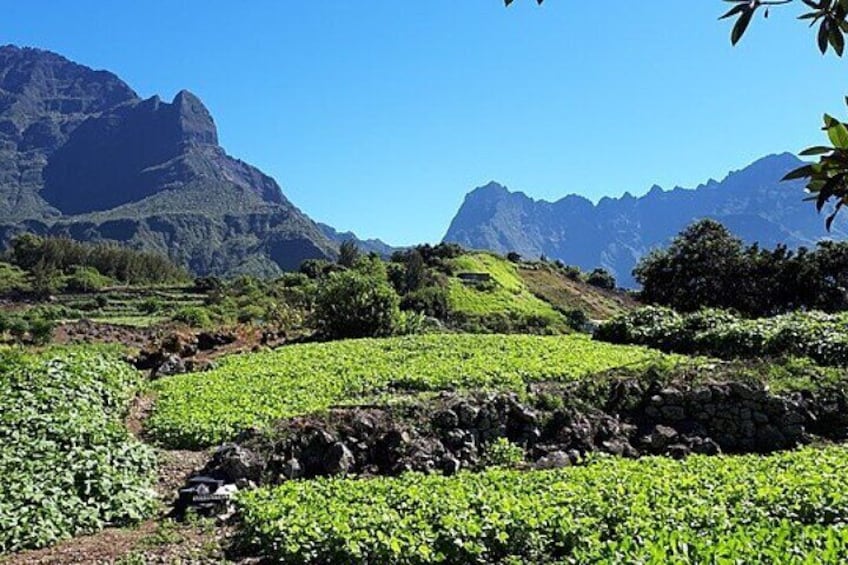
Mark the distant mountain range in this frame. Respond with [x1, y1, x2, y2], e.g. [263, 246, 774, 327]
[0, 45, 388, 276]
[443, 153, 848, 287]
[2, 46, 842, 283]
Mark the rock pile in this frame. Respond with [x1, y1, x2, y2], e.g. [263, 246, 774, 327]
[198, 379, 848, 487]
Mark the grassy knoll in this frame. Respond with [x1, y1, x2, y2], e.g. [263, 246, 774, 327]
[446, 253, 563, 322]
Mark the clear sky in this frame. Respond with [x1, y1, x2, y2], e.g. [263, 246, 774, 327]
[3, 1, 845, 245]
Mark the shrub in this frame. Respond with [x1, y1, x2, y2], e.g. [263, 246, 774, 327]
[172, 306, 212, 328]
[314, 270, 401, 339]
[401, 286, 449, 319]
[63, 266, 112, 293]
[483, 437, 525, 467]
[140, 297, 162, 314]
[586, 268, 616, 290]
[596, 307, 848, 367]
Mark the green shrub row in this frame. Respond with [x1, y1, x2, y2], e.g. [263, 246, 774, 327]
[237, 445, 848, 564]
[596, 306, 848, 366]
[0, 347, 156, 553]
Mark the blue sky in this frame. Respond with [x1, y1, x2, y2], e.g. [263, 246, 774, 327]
[4, 1, 846, 245]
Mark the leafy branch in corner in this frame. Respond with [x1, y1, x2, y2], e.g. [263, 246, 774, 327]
[721, 0, 848, 228]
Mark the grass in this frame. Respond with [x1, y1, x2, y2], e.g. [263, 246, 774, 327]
[147, 333, 675, 448]
[446, 254, 563, 321]
[518, 263, 635, 319]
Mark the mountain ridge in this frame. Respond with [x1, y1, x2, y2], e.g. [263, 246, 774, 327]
[444, 153, 847, 287]
[0, 44, 344, 275]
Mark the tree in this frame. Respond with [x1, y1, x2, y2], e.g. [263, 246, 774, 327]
[338, 240, 360, 268]
[586, 268, 616, 290]
[634, 219, 745, 312]
[314, 269, 401, 339]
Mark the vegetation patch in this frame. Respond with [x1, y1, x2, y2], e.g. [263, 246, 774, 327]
[0, 347, 156, 553]
[597, 306, 848, 367]
[236, 445, 848, 563]
[445, 253, 567, 332]
[147, 334, 673, 449]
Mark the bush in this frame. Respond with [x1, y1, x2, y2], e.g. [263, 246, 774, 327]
[586, 268, 616, 290]
[63, 266, 112, 293]
[401, 286, 449, 319]
[596, 307, 848, 367]
[314, 270, 401, 339]
[172, 306, 212, 328]
[140, 297, 162, 314]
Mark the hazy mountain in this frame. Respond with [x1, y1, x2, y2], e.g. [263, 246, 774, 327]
[317, 222, 398, 257]
[0, 45, 337, 275]
[444, 153, 848, 287]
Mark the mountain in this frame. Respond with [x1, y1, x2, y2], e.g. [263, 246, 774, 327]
[0, 45, 338, 276]
[317, 223, 398, 258]
[443, 153, 848, 287]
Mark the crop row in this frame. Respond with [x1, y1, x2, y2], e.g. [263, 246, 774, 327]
[147, 334, 673, 448]
[596, 307, 848, 367]
[237, 445, 848, 564]
[0, 347, 156, 553]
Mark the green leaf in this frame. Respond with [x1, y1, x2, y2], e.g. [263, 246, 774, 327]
[827, 121, 848, 149]
[799, 146, 834, 156]
[731, 9, 755, 45]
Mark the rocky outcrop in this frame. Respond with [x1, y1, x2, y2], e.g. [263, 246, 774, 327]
[198, 380, 848, 486]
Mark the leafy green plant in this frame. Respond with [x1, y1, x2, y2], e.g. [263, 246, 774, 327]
[597, 306, 848, 367]
[147, 334, 672, 449]
[172, 306, 212, 328]
[0, 347, 156, 553]
[237, 445, 848, 563]
[483, 437, 525, 467]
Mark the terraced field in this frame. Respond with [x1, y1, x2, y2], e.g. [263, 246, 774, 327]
[238, 445, 848, 563]
[147, 333, 675, 448]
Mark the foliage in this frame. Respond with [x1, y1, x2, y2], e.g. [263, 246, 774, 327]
[401, 285, 450, 319]
[597, 305, 848, 367]
[634, 219, 848, 316]
[9, 234, 189, 286]
[63, 265, 112, 293]
[0, 310, 57, 345]
[338, 240, 361, 268]
[0, 262, 29, 295]
[585, 267, 616, 290]
[172, 306, 213, 328]
[237, 445, 848, 563]
[0, 347, 156, 553]
[147, 334, 671, 448]
[314, 269, 401, 339]
[482, 437, 525, 467]
[720, 0, 848, 226]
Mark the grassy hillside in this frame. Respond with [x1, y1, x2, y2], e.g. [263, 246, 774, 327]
[446, 253, 562, 320]
[444, 253, 635, 328]
[518, 262, 637, 319]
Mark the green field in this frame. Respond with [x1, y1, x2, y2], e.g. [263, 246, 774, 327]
[446, 253, 563, 321]
[237, 445, 848, 563]
[147, 333, 673, 448]
[0, 347, 156, 553]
